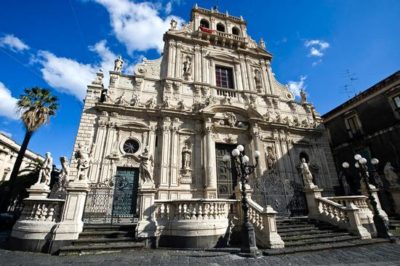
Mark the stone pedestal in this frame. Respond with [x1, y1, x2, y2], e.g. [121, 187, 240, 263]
[262, 206, 285, 249]
[303, 186, 323, 218]
[389, 187, 400, 215]
[136, 187, 157, 244]
[51, 180, 90, 252]
[26, 183, 50, 199]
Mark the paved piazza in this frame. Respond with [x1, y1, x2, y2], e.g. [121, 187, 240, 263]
[0, 243, 400, 265]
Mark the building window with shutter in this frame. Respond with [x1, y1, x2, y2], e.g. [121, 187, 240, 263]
[215, 66, 234, 89]
[393, 95, 400, 109]
[345, 114, 362, 138]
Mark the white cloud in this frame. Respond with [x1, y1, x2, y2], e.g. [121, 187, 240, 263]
[37, 51, 96, 100]
[165, 2, 172, 14]
[305, 39, 330, 58]
[0, 82, 19, 120]
[0, 34, 30, 52]
[287, 76, 307, 97]
[94, 0, 184, 53]
[36, 40, 136, 100]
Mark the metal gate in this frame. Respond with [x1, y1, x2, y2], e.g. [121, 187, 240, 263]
[216, 143, 238, 199]
[83, 167, 139, 224]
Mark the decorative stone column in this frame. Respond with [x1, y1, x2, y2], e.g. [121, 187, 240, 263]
[204, 120, 217, 198]
[51, 180, 90, 252]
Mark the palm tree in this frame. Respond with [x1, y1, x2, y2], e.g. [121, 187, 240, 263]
[0, 87, 58, 211]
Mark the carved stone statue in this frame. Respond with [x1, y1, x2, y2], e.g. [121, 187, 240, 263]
[162, 96, 170, 108]
[116, 92, 129, 106]
[266, 146, 277, 170]
[254, 69, 262, 88]
[224, 112, 237, 127]
[75, 143, 90, 181]
[92, 69, 104, 86]
[145, 97, 156, 108]
[58, 156, 69, 191]
[259, 38, 266, 49]
[177, 100, 186, 110]
[103, 89, 114, 103]
[182, 140, 192, 170]
[114, 56, 124, 72]
[170, 18, 177, 30]
[300, 89, 307, 104]
[37, 152, 53, 186]
[384, 162, 399, 187]
[183, 56, 192, 79]
[300, 158, 316, 188]
[130, 93, 140, 107]
[139, 146, 153, 184]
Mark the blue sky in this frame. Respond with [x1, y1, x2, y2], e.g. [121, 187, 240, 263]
[0, 0, 399, 165]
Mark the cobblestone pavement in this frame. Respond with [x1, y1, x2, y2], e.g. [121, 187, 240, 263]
[1, 243, 400, 266]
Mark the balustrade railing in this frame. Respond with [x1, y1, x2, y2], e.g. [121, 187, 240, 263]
[19, 198, 65, 223]
[327, 195, 373, 225]
[215, 87, 237, 98]
[155, 199, 236, 222]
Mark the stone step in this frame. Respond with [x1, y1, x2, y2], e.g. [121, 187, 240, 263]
[58, 242, 145, 256]
[71, 237, 137, 246]
[78, 230, 132, 239]
[263, 238, 389, 256]
[279, 228, 343, 238]
[284, 235, 359, 247]
[276, 223, 316, 230]
[277, 226, 318, 233]
[282, 232, 351, 242]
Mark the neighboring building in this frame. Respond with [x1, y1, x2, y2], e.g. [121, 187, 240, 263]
[323, 71, 400, 211]
[70, 5, 338, 226]
[0, 133, 44, 182]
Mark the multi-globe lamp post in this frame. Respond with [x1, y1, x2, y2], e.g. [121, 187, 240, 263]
[223, 144, 260, 257]
[342, 154, 393, 240]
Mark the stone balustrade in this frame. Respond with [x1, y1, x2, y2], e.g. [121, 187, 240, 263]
[315, 197, 371, 239]
[327, 195, 374, 228]
[19, 198, 65, 223]
[154, 199, 236, 248]
[236, 198, 284, 248]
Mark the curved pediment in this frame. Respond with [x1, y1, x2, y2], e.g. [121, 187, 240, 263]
[118, 121, 150, 131]
[203, 104, 263, 120]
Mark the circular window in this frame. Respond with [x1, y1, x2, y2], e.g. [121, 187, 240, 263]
[123, 139, 140, 154]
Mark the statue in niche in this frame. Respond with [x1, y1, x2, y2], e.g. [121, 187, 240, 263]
[384, 162, 399, 187]
[183, 56, 192, 79]
[181, 140, 192, 170]
[130, 93, 140, 107]
[58, 156, 69, 191]
[224, 112, 237, 127]
[92, 69, 104, 86]
[114, 56, 124, 72]
[139, 146, 153, 184]
[75, 143, 91, 181]
[300, 89, 307, 104]
[36, 152, 53, 186]
[145, 96, 156, 108]
[265, 146, 277, 171]
[300, 158, 316, 189]
[254, 69, 262, 88]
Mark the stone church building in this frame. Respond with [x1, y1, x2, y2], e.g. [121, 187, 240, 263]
[71, 5, 338, 226]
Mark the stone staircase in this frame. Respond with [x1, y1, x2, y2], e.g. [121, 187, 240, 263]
[263, 217, 388, 255]
[58, 224, 145, 256]
[389, 217, 400, 236]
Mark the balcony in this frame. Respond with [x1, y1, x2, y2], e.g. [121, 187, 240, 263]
[197, 27, 247, 48]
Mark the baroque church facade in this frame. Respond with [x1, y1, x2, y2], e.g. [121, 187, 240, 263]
[71, 6, 338, 225]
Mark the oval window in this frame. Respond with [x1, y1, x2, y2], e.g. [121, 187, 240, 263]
[123, 139, 140, 154]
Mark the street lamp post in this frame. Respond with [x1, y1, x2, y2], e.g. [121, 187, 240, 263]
[223, 144, 260, 257]
[342, 155, 393, 240]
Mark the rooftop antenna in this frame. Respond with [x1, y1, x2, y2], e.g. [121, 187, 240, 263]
[342, 69, 358, 99]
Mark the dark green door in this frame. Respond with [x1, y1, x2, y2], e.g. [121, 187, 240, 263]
[216, 144, 238, 199]
[112, 167, 139, 224]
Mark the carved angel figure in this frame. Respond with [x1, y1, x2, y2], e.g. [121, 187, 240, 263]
[130, 93, 140, 106]
[183, 56, 192, 78]
[145, 97, 156, 108]
[300, 158, 316, 188]
[384, 162, 399, 187]
[75, 143, 91, 181]
[37, 152, 53, 186]
[224, 112, 237, 127]
[139, 146, 153, 183]
[266, 146, 277, 170]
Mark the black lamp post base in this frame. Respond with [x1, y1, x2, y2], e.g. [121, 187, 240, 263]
[373, 214, 394, 239]
[238, 221, 260, 258]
